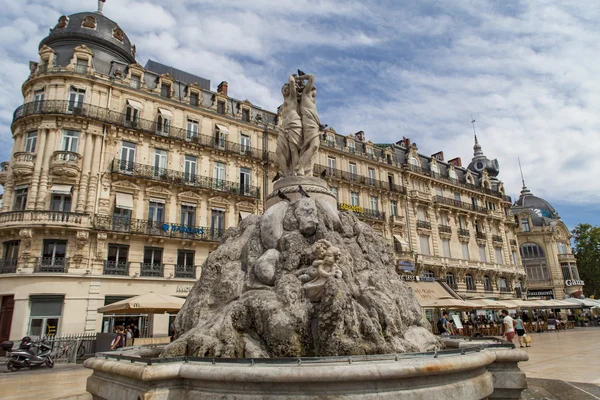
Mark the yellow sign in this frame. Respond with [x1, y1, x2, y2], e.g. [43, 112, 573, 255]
[339, 203, 363, 213]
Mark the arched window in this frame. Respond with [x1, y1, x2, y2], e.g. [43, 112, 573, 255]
[483, 275, 492, 292]
[520, 243, 549, 282]
[409, 157, 419, 167]
[422, 270, 435, 279]
[82, 16, 97, 29]
[465, 274, 476, 291]
[446, 272, 456, 289]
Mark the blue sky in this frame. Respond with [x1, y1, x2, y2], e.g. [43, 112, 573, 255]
[0, 0, 598, 229]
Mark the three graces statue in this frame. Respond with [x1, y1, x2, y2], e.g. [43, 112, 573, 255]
[276, 72, 322, 177]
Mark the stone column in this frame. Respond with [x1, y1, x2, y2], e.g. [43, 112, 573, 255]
[27, 128, 47, 210]
[2, 180, 15, 212]
[77, 132, 95, 212]
[36, 128, 57, 210]
[428, 206, 440, 256]
[85, 136, 99, 213]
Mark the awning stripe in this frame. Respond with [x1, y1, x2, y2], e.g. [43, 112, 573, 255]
[115, 192, 134, 210]
[149, 197, 166, 204]
[50, 184, 72, 194]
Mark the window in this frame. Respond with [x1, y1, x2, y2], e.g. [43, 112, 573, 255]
[242, 108, 250, 122]
[106, 244, 129, 274]
[125, 104, 140, 126]
[160, 83, 171, 98]
[180, 204, 196, 227]
[240, 167, 251, 195]
[148, 200, 165, 227]
[571, 266, 580, 280]
[368, 168, 376, 184]
[187, 120, 199, 141]
[557, 242, 568, 255]
[240, 134, 251, 153]
[442, 239, 451, 257]
[3, 240, 19, 263]
[388, 174, 395, 189]
[449, 169, 457, 180]
[520, 243, 545, 259]
[120, 141, 136, 172]
[67, 87, 85, 111]
[13, 187, 28, 211]
[112, 202, 132, 231]
[34, 88, 45, 112]
[214, 162, 226, 188]
[25, 131, 37, 153]
[422, 270, 435, 279]
[417, 206, 427, 221]
[561, 265, 571, 280]
[498, 278, 508, 292]
[327, 135, 334, 146]
[495, 247, 503, 264]
[483, 275, 492, 292]
[217, 101, 225, 114]
[327, 157, 336, 172]
[349, 162, 357, 179]
[512, 251, 518, 266]
[184, 155, 197, 182]
[153, 149, 168, 176]
[215, 127, 227, 148]
[366, 147, 373, 158]
[29, 295, 63, 337]
[521, 243, 550, 281]
[143, 247, 163, 272]
[348, 140, 355, 153]
[130, 74, 141, 89]
[370, 196, 378, 211]
[190, 92, 199, 106]
[41, 240, 67, 267]
[210, 209, 225, 238]
[458, 215, 467, 229]
[431, 163, 439, 175]
[438, 211, 449, 226]
[479, 245, 487, 262]
[409, 157, 419, 166]
[475, 220, 484, 234]
[157, 113, 171, 136]
[419, 235, 430, 255]
[50, 194, 72, 212]
[61, 130, 80, 153]
[390, 200, 398, 217]
[466, 274, 476, 291]
[461, 242, 470, 260]
[177, 250, 195, 278]
[351, 192, 359, 206]
[435, 187, 443, 197]
[75, 58, 88, 73]
[446, 273, 456, 288]
[329, 187, 338, 201]
[521, 217, 530, 232]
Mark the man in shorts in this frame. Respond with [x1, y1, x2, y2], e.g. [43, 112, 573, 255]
[500, 309, 516, 343]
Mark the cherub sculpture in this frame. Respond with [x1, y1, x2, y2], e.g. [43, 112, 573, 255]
[296, 239, 342, 301]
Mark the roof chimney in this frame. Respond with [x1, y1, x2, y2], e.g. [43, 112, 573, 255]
[396, 137, 411, 148]
[217, 81, 228, 96]
[355, 130, 365, 142]
[448, 157, 462, 167]
[431, 151, 444, 161]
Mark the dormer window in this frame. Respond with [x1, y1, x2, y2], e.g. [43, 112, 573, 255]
[113, 27, 124, 42]
[130, 74, 141, 89]
[348, 140, 355, 153]
[430, 163, 439, 175]
[242, 108, 250, 122]
[449, 169, 457, 180]
[521, 217, 530, 232]
[409, 157, 419, 166]
[160, 83, 171, 98]
[75, 58, 88, 74]
[217, 101, 225, 115]
[57, 16, 69, 29]
[190, 92, 199, 106]
[327, 135, 334, 146]
[82, 16, 97, 29]
[366, 147, 373, 158]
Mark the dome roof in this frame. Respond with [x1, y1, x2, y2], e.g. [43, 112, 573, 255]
[512, 185, 559, 226]
[40, 11, 135, 64]
[467, 135, 500, 178]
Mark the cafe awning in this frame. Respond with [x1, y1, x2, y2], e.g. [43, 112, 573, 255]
[50, 184, 72, 195]
[215, 124, 230, 135]
[115, 192, 134, 210]
[97, 292, 185, 314]
[405, 281, 461, 308]
[126, 99, 143, 110]
[562, 298, 600, 308]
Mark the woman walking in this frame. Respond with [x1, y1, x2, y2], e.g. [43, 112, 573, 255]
[515, 313, 530, 348]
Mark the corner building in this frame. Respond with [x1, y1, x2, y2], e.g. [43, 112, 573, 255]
[0, 7, 526, 341]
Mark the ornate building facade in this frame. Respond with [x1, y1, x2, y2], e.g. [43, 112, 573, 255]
[511, 184, 583, 300]
[0, 6, 526, 341]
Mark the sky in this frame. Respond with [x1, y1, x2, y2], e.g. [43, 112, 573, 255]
[0, 0, 598, 229]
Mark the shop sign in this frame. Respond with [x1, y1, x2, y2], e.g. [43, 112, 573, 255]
[339, 203, 364, 213]
[162, 223, 205, 235]
[400, 275, 418, 281]
[176, 285, 193, 293]
[565, 279, 584, 286]
[527, 289, 553, 298]
[398, 260, 415, 272]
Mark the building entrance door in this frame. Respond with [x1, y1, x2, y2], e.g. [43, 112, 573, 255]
[0, 295, 14, 355]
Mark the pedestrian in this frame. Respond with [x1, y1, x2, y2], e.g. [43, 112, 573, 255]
[437, 311, 453, 336]
[515, 313, 529, 348]
[500, 310, 516, 344]
[125, 325, 133, 346]
[110, 326, 125, 351]
[132, 324, 140, 340]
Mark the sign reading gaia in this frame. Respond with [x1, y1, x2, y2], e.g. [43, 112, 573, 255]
[339, 203, 364, 213]
[565, 279, 585, 287]
[162, 223, 205, 235]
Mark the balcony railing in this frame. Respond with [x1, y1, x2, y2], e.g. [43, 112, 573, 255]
[0, 259, 18, 274]
[492, 235, 503, 243]
[407, 164, 431, 176]
[0, 211, 88, 226]
[458, 228, 470, 237]
[417, 220, 431, 230]
[476, 232, 487, 240]
[93, 215, 224, 242]
[175, 264, 196, 278]
[337, 204, 386, 221]
[35, 257, 68, 273]
[314, 164, 406, 194]
[112, 159, 259, 199]
[13, 152, 36, 163]
[433, 196, 489, 214]
[12, 100, 270, 162]
[438, 225, 452, 233]
[141, 263, 163, 277]
[103, 261, 130, 276]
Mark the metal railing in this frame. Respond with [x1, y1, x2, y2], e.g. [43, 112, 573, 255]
[103, 261, 130, 276]
[433, 195, 489, 214]
[12, 100, 270, 163]
[175, 264, 196, 278]
[141, 263, 164, 277]
[92, 215, 224, 242]
[458, 228, 470, 237]
[314, 164, 406, 194]
[337, 204, 386, 221]
[45, 333, 96, 363]
[112, 159, 260, 199]
[417, 220, 431, 230]
[35, 257, 68, 273]
[0, 259, 18, 274]
[438, 225, 452, 233]
[492, 235, 503, 243]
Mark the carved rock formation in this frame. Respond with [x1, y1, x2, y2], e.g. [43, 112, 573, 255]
[161, 198, 440, 358]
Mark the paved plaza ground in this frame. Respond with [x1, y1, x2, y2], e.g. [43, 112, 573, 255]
[0, 328, 599, 399]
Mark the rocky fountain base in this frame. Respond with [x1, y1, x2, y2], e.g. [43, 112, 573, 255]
[84, 179, 528, 399]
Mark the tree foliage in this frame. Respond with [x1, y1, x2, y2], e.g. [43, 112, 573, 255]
[572, 223, 600, 298]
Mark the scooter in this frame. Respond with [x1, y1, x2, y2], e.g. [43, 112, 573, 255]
[1, 336, 55, 372]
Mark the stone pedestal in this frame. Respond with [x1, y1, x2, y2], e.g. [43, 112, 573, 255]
[265, 176, 336, 210]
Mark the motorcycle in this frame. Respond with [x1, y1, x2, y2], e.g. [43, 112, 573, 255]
[1, 336, 55, 372]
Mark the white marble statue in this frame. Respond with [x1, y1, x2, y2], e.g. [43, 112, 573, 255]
[276, 72, 321, 177]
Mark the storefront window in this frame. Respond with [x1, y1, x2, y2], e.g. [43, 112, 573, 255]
[29, 295, 63, 337]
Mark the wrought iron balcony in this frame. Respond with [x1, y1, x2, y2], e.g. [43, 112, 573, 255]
[417, 220, 431, 230]
[35, 257, 68, 273]
[476, 232, 487, 240]
[492, 235, 504, 243]
[112, 159, 260, 199]
[433, 195, 489, 214]
[93, 215, 224, 242]
[141, 263, 164, 277]
[175, 264, 196, 278]
[314, 164, 406, 194]
[12, 100, 269, 162]
[337, 203, 386, 221]
[103, 261, 130, 276]
[438, 224, 452, 233]
[0, 259, 18, 274]
[458, 228, 470, 237]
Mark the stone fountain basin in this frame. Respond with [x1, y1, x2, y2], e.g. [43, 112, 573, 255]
[84, 344, 528, 400]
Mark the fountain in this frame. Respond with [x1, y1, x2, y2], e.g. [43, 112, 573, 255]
[84, 72, 528, 400]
